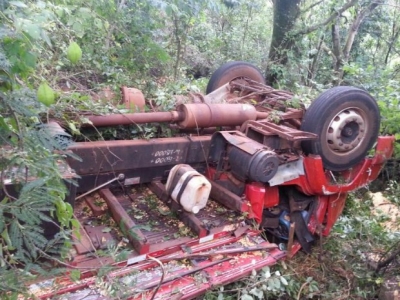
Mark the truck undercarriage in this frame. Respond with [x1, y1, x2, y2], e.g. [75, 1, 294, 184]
[6, 62, 394, 299]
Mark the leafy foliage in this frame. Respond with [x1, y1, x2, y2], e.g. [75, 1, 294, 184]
[0, 0, 399, 298]
[204, 191, 399, 300]
[0, 5, 78, 298]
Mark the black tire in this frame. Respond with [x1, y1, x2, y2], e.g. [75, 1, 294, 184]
[301, 86, 380, 171]
[206, 61, 265, 94]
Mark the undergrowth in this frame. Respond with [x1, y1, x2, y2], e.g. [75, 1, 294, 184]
[205, 191, 400, 300]
[1, 1, 400, 299]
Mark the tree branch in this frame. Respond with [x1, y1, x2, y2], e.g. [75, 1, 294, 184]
[343, 0, 384, 61]
[321, 42, 337, 62]
[295, 0, 359, 36]
[308, 34, 325, 83]
[332, 19, 341, 61]
[301, 0, 326, 15]
[105, 0, 126, 50]
[117, 0, 126, 10]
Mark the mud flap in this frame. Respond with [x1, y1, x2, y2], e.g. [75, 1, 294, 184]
[291, 211, 314, 253]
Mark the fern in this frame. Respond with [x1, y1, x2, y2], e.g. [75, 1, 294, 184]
[0, 19, 78, 296]
[0, 46, 11, 72]
[3, 89, 40, 118]
[0, 267, 30, 298]
[8, 220, 23, 252]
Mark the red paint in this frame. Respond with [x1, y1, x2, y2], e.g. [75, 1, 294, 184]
[245, 182, 265, 223]
[244, 183, 280, 224]
[322, 193, 348, 236]
[264, 185, 279, 207]
[37, 233, 285, 299]
[282, 136, 394, 196]
[35, 136, 393, 298]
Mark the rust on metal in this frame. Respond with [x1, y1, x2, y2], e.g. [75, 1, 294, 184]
[287, 222, 296, 259]
[281, 109, 304, 120]
[47, 120, 71, 138]
[245, 120, 318, 142]
[84, 84, 301, 129]
[67, 136, 211, 177]
[72, 225, 115, 255]
[86, 111, 184, 127]
[84, 195, 107, 217]
[256, 111, 271, 119]
[156, 246, 283, 262]
[176, 103, 258, 128]
[72, 227, 95, 255]
[203, 83, 231, 104]
[121, 86, 146, 111]
[86, 103, 260, 129]
[228, 78, 294, 108]
[149, 181, 209, 237]
[99, 188, 150, 254]
[210, 180, 249, 213]
[233, 224, 251, 237]
[218, 131, 270, 155]
[140, 258, 233, 291]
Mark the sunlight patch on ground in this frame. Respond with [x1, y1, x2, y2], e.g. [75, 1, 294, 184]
[370, 192, 400, 232]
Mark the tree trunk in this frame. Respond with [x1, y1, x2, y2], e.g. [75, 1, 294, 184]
[384, 20, 400, 65]
[331, 18, 342, 83]
[332, 0, 383, 84]
[307, 34, 324, 86]
[266, 0, 301, 86]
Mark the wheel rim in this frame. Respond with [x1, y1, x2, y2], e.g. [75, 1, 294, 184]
[326, 108, 367, 154]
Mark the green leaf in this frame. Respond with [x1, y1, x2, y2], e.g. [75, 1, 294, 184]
[40, 30, 52, 47]
[273, 277, 281, 289]
[8, 117, 18, 131]
[102, 227, 112, 233]
[94, 18, 103, 30]
[249, 287, 263, 299]
[1, 228, 15, 250]
[72, 22, 85, 38]
[157, 207, 170, 216]
[78, 7, 92, 14]
[9, 1, 28, 8]
[69, 269, 81, 282]
[251, 269, 257, 277]
[0, 116, 9, 131]
[71, 219, 80, 229]
[22, 23, 41, 40]
[264, 267, 271, 278]
[21, 178, 46, 194]
[68, 122, 80, 135]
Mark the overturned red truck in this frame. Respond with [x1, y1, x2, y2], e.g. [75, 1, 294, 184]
[28, 62, 394, 299]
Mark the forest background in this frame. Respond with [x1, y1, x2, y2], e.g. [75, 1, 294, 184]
[0, 0, 400, 299]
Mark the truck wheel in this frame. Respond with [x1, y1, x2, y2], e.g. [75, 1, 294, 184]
[206, 61, 265, 94]
[301, 86, 380, 171]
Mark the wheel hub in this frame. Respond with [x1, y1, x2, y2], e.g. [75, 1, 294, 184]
[326, 109, 366, 152]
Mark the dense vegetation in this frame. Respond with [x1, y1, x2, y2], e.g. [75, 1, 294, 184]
[0, 0, 399, 299]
